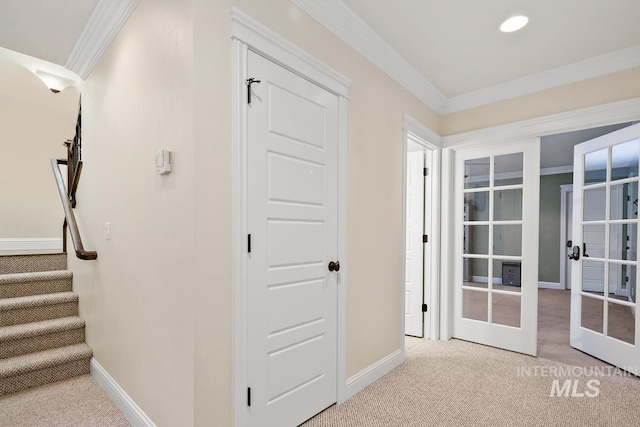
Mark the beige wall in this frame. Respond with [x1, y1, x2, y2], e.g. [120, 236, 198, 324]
[441, 67, 640, 135]
[70, 0, 195, 426]
[69, 1, 640, 426]
[0, 57, 79, 239]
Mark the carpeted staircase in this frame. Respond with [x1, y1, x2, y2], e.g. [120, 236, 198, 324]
[0, 253, 92, 396]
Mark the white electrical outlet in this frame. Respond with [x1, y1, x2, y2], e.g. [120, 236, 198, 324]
[104, 222, 111, 240]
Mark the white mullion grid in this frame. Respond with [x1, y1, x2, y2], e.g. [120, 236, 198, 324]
[603, 145, 612, 337]
[609, 176, 639, 187]
[461, 285, 489, 292]
[578, 291, 636, 309]
[492, 288, 523, 297]
[609, 219, 639, 225]
[493, 255, 523, 262]
[488, 155, 495, 324]
[462, 254, 490, 260]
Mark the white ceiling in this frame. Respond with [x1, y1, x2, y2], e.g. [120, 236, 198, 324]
[1, 0, 639, 114]
[341, 0, 640, 98]
[0, 0, 98, 66]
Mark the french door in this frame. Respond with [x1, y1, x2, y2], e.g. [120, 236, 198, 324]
[570, 123, 640, 373]
[453, 140, 540, 356]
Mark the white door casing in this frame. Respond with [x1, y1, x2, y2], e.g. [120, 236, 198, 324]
[570, 123, 640, 373]
[405, 151, 425, 337]
[452, 139, 540, 356]
[246, 50, 339, 427]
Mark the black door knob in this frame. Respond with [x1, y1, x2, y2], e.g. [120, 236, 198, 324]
[328, 261, 340, 272]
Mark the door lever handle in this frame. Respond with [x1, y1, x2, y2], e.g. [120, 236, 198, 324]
[328, 261, 340, 272]
[568, 245, 581, 261]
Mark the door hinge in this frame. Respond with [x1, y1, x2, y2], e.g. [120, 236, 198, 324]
[423, 234, 428, 243]
[247, 387, 251, 407]
[422, 303, 428, 312]
[423, 167, 429, 176]
[248, 234, 251, 253]
[246, 78, 261, 104]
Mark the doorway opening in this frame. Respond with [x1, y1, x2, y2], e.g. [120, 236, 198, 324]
[537, 121, 634, 367]
[402, 130, 440, 341]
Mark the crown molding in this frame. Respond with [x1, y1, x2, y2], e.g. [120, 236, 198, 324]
[291, 0, 447, 113]
[444, 45, 640, 114]
[65, 0, 140, 79]
[442, 97, 640, 148]
[291, 1, 640, 115]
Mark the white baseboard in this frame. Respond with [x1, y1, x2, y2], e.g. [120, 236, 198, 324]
[344, 349, 403, 400]
[90, 358, 156, 427]
[0, 238, 63, 252]
[538, 281, 563, 290]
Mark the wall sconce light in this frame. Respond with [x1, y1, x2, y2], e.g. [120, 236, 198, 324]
[34, 69, 77, 93]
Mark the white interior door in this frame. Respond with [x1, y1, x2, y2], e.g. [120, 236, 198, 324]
[247, 50, 339, 426]
[453, 140, 540, 356]
[570, 123, 640, 373]
[405, 151, 425, 337]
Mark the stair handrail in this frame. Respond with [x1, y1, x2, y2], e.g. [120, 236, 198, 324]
[51, 158, 97, 260]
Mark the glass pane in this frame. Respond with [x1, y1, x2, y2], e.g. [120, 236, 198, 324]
[583, 224, 605, 258]
[607, 301, 635, 345]
[493, 260, 521, 292]
[608, 264, 636, 299]
[581, 295, 603, 333]
[463, 289, 487, 321]
[464, 258, 488, 289]
[609, 224, 637, 261]
[610, 182, 638, 220]
[494, 189, 523, 221]
[493, 224, 522, 256]
[465, 192, 489, 221]
[467, 225, 489, 255]
[582, 260, 605, 294]
[611, 139, 639, 181]
[492, 293, 521, 327]
[584, 148, 608, 185]
[583, 187, 606, 221]
[465, 158, 490, 189]
[494, 153, 523, 186]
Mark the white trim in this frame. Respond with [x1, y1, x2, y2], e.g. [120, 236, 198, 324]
[443, 98, 640, 148]
[232, 9, 350, 426]
[90, 358, 156, 427]
[559, 184, 574, 291]
[344, 350, 403, 400]
[538, 281, 563, 290]
[292, 0, 446, 113]
[541, 166, 573, 176]
[440, 148, 454, 340]
[65, 0, 140, 79]
[230, 7, 350, 97]
[0, 238, 62, 252]
[401, 118, 442, 341]
[471, 275, 502, 285]
[445, 45, 640, 114]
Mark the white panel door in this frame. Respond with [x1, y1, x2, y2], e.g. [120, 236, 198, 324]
[405, 151, 425, 337]
[453, 140, 540, 356]
[247, 51, 339, 426]
[570, 123, 640, 373]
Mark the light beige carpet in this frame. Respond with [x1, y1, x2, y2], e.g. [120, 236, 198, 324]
[302, 338, 640, 427]
[0, 374, 130, 427]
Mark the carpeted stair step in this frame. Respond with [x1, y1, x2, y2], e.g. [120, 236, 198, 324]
[0, 292, 78, 327]
[0, 253, 67, 274]
[0, 270, 73, 298]
[0, 316, 86, 358]
[0, 343, 92, 396]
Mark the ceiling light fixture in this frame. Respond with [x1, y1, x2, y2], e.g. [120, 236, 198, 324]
[34, 69, 76, 93]
[500, 15, 529, 33]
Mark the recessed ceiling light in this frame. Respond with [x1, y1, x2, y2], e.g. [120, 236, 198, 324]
[500, 15, 529, 33]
